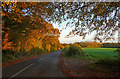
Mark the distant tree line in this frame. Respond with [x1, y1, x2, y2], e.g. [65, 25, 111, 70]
[62, 41, 120, 48]
[101, 43, 120, 48]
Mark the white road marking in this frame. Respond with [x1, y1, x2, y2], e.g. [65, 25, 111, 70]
[9, 63, 33, 79]
[38, 57, 46, 61]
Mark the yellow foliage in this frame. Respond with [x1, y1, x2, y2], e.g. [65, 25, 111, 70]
[46, 44, 51, 51]
[65, 45, 70, 49]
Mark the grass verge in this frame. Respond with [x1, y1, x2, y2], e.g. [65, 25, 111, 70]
[62, 47, 120, 74]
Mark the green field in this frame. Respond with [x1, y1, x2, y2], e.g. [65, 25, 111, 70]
[66, 48, 118, 60]
[81, 48, 118, 60]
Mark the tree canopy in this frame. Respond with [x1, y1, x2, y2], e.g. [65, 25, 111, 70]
[2, 2, 119, 42]
[2, 2, 62, 53]
[2, 2, 119, 52]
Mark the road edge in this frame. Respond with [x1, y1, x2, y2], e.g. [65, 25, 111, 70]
[59, 53, 79, 77]
[2, 53, 49, 68]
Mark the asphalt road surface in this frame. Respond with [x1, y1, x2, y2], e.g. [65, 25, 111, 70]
[2, 50, 65, 78]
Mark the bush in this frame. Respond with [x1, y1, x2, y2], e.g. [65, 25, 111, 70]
[114, 48, 120, 60]
[63, 45, 84, 57]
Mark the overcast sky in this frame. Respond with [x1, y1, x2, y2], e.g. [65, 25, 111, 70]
[52, 22, 118, 44]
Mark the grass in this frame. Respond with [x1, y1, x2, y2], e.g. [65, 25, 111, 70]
[79, 48, 118, 60]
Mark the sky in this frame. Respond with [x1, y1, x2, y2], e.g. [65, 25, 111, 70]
[52, 22, 118, 44]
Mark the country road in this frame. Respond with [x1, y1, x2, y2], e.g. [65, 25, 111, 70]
[2, 50, 65, 78]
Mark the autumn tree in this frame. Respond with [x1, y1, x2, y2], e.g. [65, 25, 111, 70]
[2, 2, 62, 55]
[23, 22, 61, 52]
